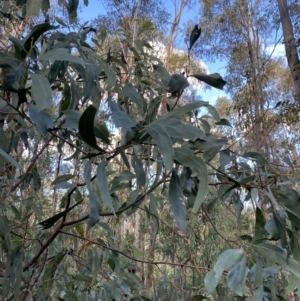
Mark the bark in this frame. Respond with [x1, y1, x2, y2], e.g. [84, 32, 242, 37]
[277, 0, 300, 100]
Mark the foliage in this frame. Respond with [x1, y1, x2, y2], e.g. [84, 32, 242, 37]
[0, 1, 300, 301]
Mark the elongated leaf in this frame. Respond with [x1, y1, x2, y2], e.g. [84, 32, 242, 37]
[146, 123, 174, 170]
[123, 83, 146, 113]
[204, 270, 218, 292]
[97, 159, 114, 212]
[173, 148, 208, 213]
[242, 152, 268, 166]
[155, 118, 205, 140]
[31, 73, 53, 111]
[254, 207, 266, 241]
[203, 146, 221, 162]
[29, 104, 53, 136]
[51, 174, 75, 185]
[189, 25, 201, 50]
[39, 200, 82, 229]
[191, 73, 227, 90]
[254, 243, 300, 279]
[84, 161, 101, 231]
[94, 120, 110, 144]
[250, 287, 263, 301]
[62, 291, 78, 301]
[108, 99, 135, 131]
[168, 74, 189, 93]
[132, 155, 146, 187]
[26, 0, 42, 16]
[79, 105, 103, 151]
[168, 169, 187, 232]
[214, 249, 244, 279]
[62, 109, 82, 130]
[39, 48, 84, 64]
[162, 101, 208, 119]
[0, 147, 22, 169]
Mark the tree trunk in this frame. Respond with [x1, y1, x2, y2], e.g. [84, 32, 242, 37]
[277, 0, 300, 100]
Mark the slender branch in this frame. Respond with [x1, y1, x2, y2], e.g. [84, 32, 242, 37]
[60, 230, 210, 271]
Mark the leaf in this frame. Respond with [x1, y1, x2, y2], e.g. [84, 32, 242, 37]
[204, 270, 218, 293]
[42, 252, 66, 291]
[28, 104, 53, 136]
[219, 149, 231, 167]
[154, 118, 205, 140]
[39, 200, 82, 229]
[191, 73, 227, 90]
[161, 101, 208, 119]
[254, 243, 300, 279]
[205, 104, 220, 121]
[173, 148, 208, 213]
[168, 74, 189, 93]
[62, 109, 82, 130]
[146, 122, 174, 170]
[31, 73, 53, 111]
[32, 170, 41, 192]
[84, 161, 101, 231]
[203, 146, 221, 162]
[79, 105, 104, 151]
[62, 291, 78, 301]
[0, 147, 22, 169]
[108, 99, 135, 131]
[214, 249, 244, 279]
[94, 120, 110, 144]
[189, 25, 201, 50]
[23, 23, 58, 56]
[250, 287, 263, 301]
[227, 258, 249, 296]
[123, 83, 146, 113]
[97, 160, 114, 212]
[132, 155, 146, 187]
[168, 169, 187, 232]
[51, 174, 75, 186]
[193, 295, 207, 301]
[26, 0, 42, 16]
[216, 118, 232, 127]
[242, 152, 268, 166]
[254, 207, 266, 241]
[39, 48, 84, 64]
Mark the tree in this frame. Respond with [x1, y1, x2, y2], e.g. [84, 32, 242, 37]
[1, 1, 300, 300]
[277, 0, 300, 99]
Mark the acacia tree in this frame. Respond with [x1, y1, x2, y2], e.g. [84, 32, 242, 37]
[1, 1, 300, 301]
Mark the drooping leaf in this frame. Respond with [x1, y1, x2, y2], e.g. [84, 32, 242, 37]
[189, 25, 201, 50]
[51, 174, 75, 186]
[204, 270, 218, 293]
[214, 249, 244, 279]
[132, 155, 146, 187]
[203, 146, 221, 162]
[227, 257, 249, 296]
[254, 207, 266, 241]
[216, 118, 232, 127]
[94, 120, 110, 144]
[79, 105, 104, 151]
[0, 147, 22, 169]
[219, 149, 231, 167]
[39, 48, 84, 64]
[168, 169, 187, 232]
[39, 200, 82, 229]
[191, 73, 227, 90]
[32, 170, 41, 192]
[84, 161, 101, 231]
[254, 243, 300, 280]
[146, 122, 174, 170]
[108, 99, 135, 131]
[62, 109, 82, 130]
[123, 82, 146, 113]
[168, 74, 189, 93]
[242, 152, 269, 166]
[62, 291, 78, 301]
[96, 159, 114, 212]
[28, 104, 53, 136]
[31, 73, 53, 111]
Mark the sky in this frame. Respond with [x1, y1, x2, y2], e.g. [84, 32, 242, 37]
[72, 0, 282, 106]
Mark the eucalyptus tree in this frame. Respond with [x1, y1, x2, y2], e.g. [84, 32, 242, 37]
[1, 1, 300, 301]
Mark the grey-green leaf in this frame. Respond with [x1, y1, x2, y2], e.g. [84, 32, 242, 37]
[39, 48, 84, 64]
[31, 73, 53, 111]
[168, 74, 189, 93]
[0, 147, 22, 169]
[168, 169, 187, 232]
[191, 73, 227, 90]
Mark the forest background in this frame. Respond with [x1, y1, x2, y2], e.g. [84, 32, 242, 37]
[0, 0, 300, 300]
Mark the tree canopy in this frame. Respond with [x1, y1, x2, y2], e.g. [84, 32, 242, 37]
[0, 0, 300, 300]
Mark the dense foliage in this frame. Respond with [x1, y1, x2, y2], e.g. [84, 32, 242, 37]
[0, 0, 300, 300]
